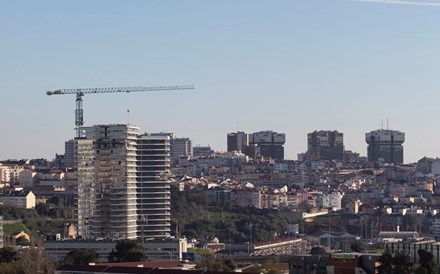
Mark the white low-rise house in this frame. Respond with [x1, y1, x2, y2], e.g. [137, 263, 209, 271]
[3, 190, 36, 209]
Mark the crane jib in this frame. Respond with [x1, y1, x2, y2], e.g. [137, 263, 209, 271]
[46, 85, 195, 138]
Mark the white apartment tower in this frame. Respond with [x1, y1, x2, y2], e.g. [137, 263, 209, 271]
[137, 134, 171, 240]
[76, 124, 139, 240]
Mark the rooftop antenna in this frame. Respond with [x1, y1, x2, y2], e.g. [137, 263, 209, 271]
[381, 120, 383, 130]
[387, 118, 389, 130]
[127, 109, 130, 124]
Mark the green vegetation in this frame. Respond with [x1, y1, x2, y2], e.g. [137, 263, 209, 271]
[108, 239, 148, 262]
[0, 195, 75, 247]
[378, 249, 413, 274]
[171, 185, 295, 243]
[63, 249, 99, 265]
[191, 248, 238, 272]
[0, 247, 53, 274]
[416, 249, 436, 274]
[3, 223, 29, 234]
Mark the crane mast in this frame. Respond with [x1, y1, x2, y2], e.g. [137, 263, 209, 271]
[47, 85, 194, 137]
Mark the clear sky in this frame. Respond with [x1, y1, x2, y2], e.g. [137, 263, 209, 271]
[1, 0, 440, 163]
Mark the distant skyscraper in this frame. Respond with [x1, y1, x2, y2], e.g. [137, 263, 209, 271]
[76, 124, 139, 240]
[64, 139, 75, 168]
[227, 131, 248, 152]
[137, 134, 171, 240]
[170, 137, 193, 159]
[365, 129, 405, 164]
[248, 130, 285, 160]
[307, 130, 344, 161]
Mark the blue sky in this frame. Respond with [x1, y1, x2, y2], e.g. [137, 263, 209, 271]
[1, 0, 440, 163]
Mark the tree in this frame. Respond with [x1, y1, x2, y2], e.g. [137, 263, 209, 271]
[197, 252, 222, 271]
[310, 246, 327, 254]
[64, 249, 99, 265]
[108, 239, 147, 262]
[8, 247, 54, 274]
[377, 249, 393, 274]
[0, 247, 17, 263]
[415, 267, 427, 274]
[351, 239, 368, 252]
[16, 236, 30, 246]
[417, 249, 435, 274]
[393, 251, 413, 274]
[223, 258, 237, 272]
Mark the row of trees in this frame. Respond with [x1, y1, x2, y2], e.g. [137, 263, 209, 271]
[62, 239, 147, 265]
[378, 249, 436, 274]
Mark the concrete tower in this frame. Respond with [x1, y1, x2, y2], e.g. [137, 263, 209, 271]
[365, 129, 405, 165]
[227, 131, 248, 152]
[307, 130, 344, 161]
[248, 130, 285, 160]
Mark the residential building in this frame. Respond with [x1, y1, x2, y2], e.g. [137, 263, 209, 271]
[327, 253, 380, 274]
[75, 138, 94, 239]
[3, 190, 36, 209]
[76, 124, 173, 241]
[12, 230, 30, 242]
[0, 164, 25, 183]
[227, 131, 248, 152]
[193, 146, 214, 157]
[307, 130, 344, 161]
[290, 254, 330, 274]
[365, 129, 405, 164]
[76, 124, 139, 240]
[248, 130, 285, 160]
[18, 169, 37, 186]
[64, 139, 75, 168]
[137, 133, 171, 240]
[170, 137, 193, 160]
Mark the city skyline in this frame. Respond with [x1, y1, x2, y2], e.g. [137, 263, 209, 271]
[1, 0, 440, 163]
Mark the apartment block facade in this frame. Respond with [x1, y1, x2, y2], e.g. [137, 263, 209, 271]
[365, 129, 405, 164]
[137, 134, 171, 240]
[76, 124, 139, 240]
[75, 124, 171, 241]
[227, 131, 248, 153]
[307, 130, 344, 161]
[248, 130, 285, 160]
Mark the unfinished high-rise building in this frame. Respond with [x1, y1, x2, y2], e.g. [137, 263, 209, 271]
[76, 124, 139, 240]
[75, 124, 171, 241]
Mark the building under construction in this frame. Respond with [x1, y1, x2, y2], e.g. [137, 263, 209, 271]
[75, 124, 171, 241]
